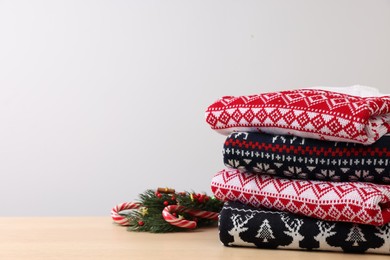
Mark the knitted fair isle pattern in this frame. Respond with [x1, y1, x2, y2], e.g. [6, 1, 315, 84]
[211, 168, 390, 226]
[223, 132, 390, 184]
[219, 201, 390, 254]
[205, 89, 390, 145]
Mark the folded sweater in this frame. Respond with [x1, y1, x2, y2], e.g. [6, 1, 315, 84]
[223, 131, 390, 184]
[307, 85, 389, 97]
[205, 89, 390, 145]
[211, 168, 390, 226]
[220, 201, 390, 254]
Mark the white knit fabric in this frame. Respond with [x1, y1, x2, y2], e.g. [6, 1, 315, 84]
[307, 85, 389, 97]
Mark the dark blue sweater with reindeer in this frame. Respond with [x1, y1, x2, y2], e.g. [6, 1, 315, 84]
[219, 201, 390, 254]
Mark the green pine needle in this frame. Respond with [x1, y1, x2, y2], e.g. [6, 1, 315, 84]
[119, 189, 223, 233]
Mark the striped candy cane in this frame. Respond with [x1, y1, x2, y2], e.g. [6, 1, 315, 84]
[111, 202, 141, 226]
[162, 205, 219, 229]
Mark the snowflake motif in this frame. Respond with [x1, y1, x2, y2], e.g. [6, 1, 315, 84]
[283, 166, 307, 179]
[252, 163, 276, 175]
[315, 169, 341, 181]
[225, 159, 241, 169]
[348, 170, 374, 182]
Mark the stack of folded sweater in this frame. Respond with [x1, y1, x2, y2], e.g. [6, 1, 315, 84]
[205, 87, 390, 254]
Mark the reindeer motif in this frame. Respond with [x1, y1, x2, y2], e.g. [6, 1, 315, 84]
[280, 215, 304, 249]
[228, 213, 254, 246]
[314, 221, 336, 250]
[367, 225, 390, 254]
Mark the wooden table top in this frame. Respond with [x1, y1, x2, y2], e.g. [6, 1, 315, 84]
[0, 217, 388, 259]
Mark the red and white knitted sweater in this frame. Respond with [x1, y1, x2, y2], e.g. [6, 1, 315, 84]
[205, 89, 390, 145]
[211, 168, 390, 226]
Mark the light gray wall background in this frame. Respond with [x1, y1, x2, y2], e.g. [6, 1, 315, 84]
[0, 0, 389, 216]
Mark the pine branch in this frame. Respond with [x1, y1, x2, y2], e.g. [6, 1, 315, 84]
[119, 188, 223, 233]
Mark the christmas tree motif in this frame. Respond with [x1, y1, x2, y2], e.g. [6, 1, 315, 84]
[346, 225, 367, 246]
[228, 213, 254, 246]
[280, 215, 304, 249]
[314, 221, 336, 250]
[255, 219, 275, 242]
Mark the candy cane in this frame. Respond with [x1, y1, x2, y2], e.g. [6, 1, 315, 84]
[162, 205, 219, 229]
[111, 202, 141, 226]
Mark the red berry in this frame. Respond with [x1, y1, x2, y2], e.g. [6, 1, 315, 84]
[156, 193, 162, 198]
[163, 201, 169, 206]
[138, 221, 144, 226]
[171, 196, 176, 201]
